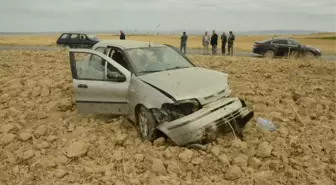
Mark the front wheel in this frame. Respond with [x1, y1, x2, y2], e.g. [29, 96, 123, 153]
[304, 51, 316, 59]
[137, 105, 158, 141]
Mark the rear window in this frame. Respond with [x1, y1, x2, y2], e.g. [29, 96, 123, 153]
[60, 34, 69, 39]
[260, 39, 272, 43]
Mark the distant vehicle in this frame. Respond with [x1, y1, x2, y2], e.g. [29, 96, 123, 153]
[56, 33, 99, 49]
[252, 37, 321, 58]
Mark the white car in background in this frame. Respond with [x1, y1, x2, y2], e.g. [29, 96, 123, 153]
[68, 40, 254, 147]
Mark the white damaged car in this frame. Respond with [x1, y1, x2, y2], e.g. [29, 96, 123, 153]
[68, 40, 254, 147]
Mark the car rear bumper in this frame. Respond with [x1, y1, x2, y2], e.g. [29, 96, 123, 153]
[252, 47, 263, 55]
[156, 97, 254, 146]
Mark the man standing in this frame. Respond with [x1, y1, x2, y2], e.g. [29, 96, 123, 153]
[210, 30, 218, 55]
[180, 31, 188, 54]
[221, 32, 227, 55]
[228, 31, 235, 55]
[202, 31, 210, 55]
[120, 30, 126, 40]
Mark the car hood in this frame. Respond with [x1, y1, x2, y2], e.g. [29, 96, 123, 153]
[138, 67, 230, 104]
[303, 45, 320, 52]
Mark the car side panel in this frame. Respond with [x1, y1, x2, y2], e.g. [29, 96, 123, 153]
[127, 75, 175, 122]
[69, 48, 132, 115]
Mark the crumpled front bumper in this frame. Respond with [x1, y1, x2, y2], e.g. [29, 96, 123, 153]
[156, 97, 254, 146]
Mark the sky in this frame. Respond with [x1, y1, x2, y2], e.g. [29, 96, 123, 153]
[0, 0, 335, 32]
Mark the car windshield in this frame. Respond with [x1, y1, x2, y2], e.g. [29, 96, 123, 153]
[126, 46, 194, 75]
[88, 35, 98, 41]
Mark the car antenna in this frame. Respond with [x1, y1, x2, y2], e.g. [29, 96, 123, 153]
[148, 24, 160, 47]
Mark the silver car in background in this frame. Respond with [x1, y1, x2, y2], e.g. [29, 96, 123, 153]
[68, 40, 254, 147]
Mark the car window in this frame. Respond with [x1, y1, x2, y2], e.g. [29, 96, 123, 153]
[74, 53, 104, 80]
[272, 40, 287, 45]
[74, 52, 121, 80]
[288, 40, 300, 46]
[79, 34, 86, 39]
[90, 48, 121, 74]
[70, 34, 79, 39]
[126, 46, 193, 74]
[89, 53, 105, 73]
[60, 34, 69, 39]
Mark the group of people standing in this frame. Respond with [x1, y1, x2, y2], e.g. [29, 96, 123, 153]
[119, 29, 235, 56]
[180, 30, 236, 56]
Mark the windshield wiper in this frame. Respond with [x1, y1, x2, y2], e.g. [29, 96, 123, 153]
[166, 66, 190, 71]
[139, 70, 163, 74]
[139, 67, 190, 74]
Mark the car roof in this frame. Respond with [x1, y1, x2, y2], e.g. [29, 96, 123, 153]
[270, 37, 289, 40]
[93, 40, 166, 49]
[270, 37, 300, 42]
[61, 32, 88, 35]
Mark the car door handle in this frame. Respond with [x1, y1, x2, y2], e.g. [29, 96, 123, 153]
[78, 84, 88, 88]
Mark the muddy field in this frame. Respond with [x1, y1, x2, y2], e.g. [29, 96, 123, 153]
[0, 50, 335, 185]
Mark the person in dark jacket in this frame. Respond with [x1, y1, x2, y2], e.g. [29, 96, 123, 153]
[210, 30, 218, 55]
[180, 31, 188, 54]
[120, 30, 125, 40]
[221, 32, 227, 55]
[228, 31, 235, 55]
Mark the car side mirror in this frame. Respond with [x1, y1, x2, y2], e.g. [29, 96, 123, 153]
[106, 71, 126, 82]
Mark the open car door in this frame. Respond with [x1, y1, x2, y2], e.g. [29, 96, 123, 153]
[68, 48, 131, 115]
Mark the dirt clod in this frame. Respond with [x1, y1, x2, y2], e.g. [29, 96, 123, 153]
[0, 133, 16, 145]
[19, 132, 32, 141]
[224, 165, 242, 180]
[210, 145, 221, 157]
[115, 133, 127, 145]
[54, 169, 67, 178]
[249, 157, 262, 169]
[65, 141, 88, 158]
[153, 137, 165, 146]
[22, 150, 35, 160]
[256, 141, 273, 157]
[218, 154, 230, 166]
[151, 159, 167, 175]
[178, 149, 193, 163]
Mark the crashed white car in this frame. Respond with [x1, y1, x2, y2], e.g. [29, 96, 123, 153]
[68, 40, 254, 147]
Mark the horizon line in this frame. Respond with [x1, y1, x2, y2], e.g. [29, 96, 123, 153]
[0, 29, 335, 33]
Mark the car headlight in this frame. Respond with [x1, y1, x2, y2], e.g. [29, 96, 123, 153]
[162, 99, 201, 115]
[152, 99, 201, 124]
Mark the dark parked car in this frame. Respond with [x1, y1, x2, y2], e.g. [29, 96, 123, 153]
[56, 33, 99, 48]
[252, 37, 321, 58]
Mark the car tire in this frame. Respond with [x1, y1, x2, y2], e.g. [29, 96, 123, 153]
[288, 50, 301, 59]
[264, 50, 274, 58]
[137, 105, 158, 141]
